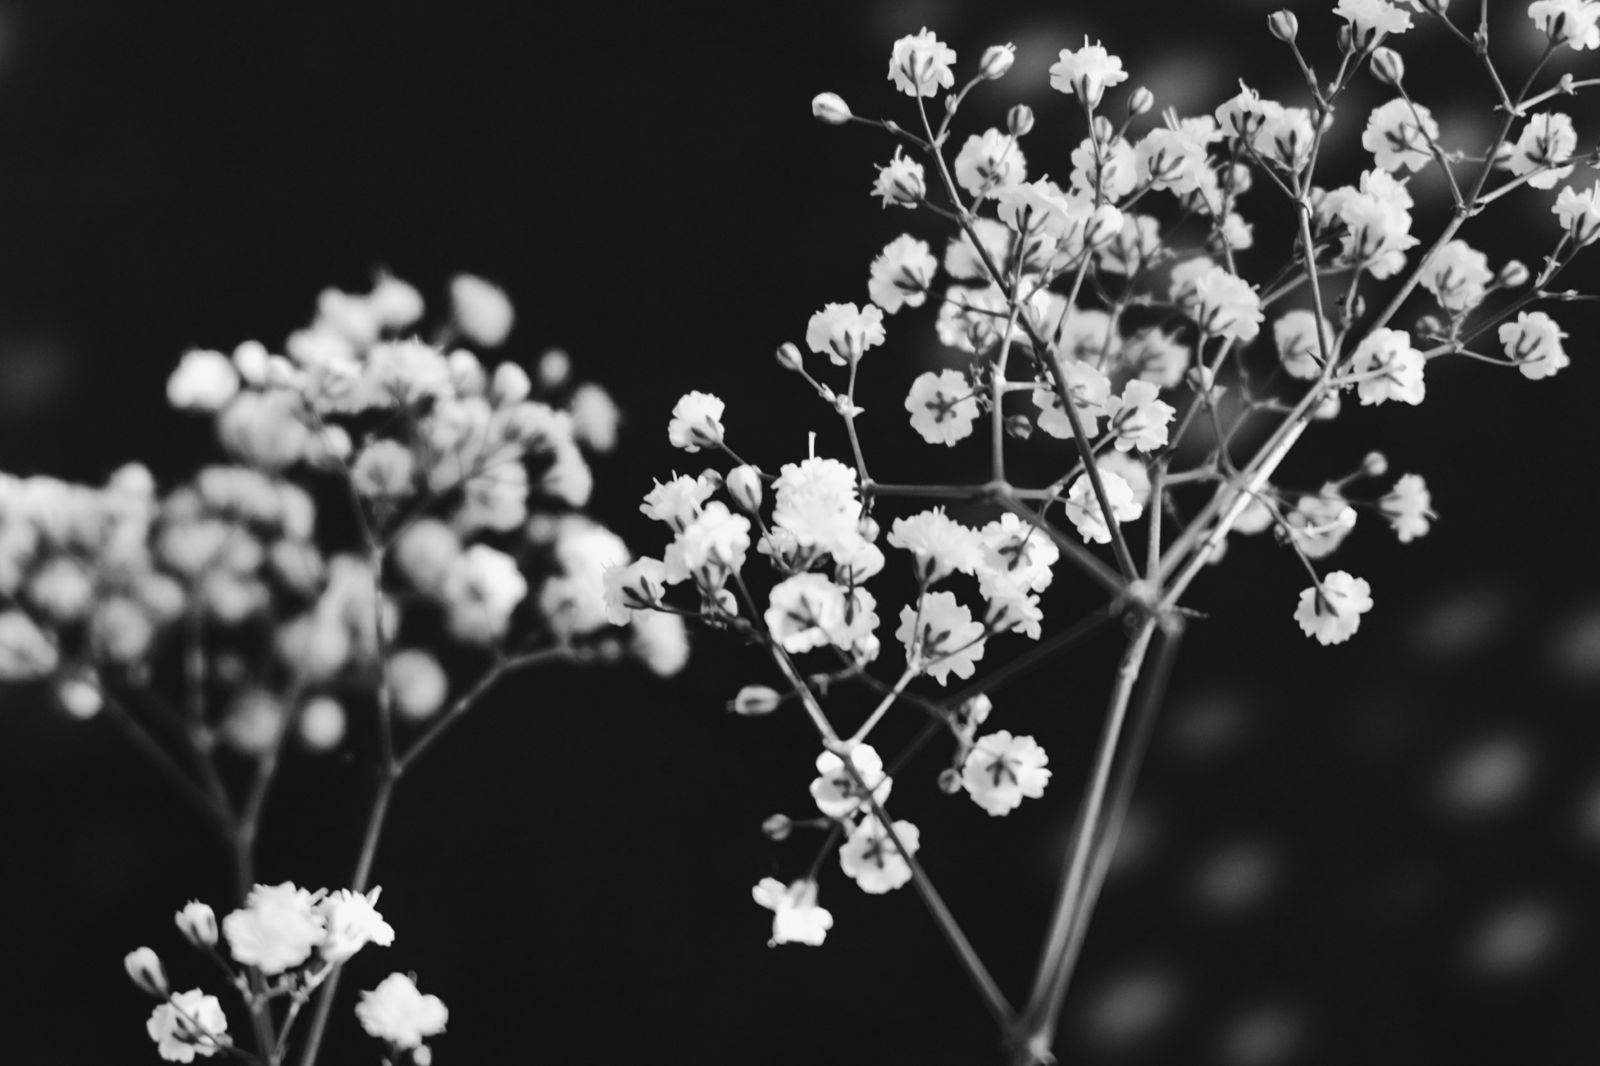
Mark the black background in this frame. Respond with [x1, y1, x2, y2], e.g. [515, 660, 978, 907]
[2, 1, 1600, 1064]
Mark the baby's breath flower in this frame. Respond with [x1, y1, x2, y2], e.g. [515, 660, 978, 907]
[896, 590, 985, 684]
[125, 947, 169, 998]
[961, 731, 1051, 816]
[356, 973, 449, 1051]
[805, 302, 887, 365]
[1498, 311, 1571, 379]
[868, 235, 938, 314]
[1033, 360, 1112, 440]
[1287, 488, 1358, 558]
[1134, 128, 1209, 195]
[146, 989, 228, 1063]
[840, 815, 920, 893]
[440, 544, 527, 644]
[1105, 379, 1176, 453]
[1362, 98, 1439, 173]
[811, 744, 892, 818]
[602, 557, 667, 625]
[175, 902, 219, 948]
[1528, 0, 1600, 50]
[1273, 310, 1333, 380]
[811, 92, 851, 125]
[1049, 38, 1128, 108]
[297, 695, 347, 751]
[167, 350, 241, 412]
[1335, 0, 1413, 48]
[979, 512, 1058, 593]
[873, 147, 927, 208]
[350, 440, 415, 498]
[904, 370, 980, 446]
[449, 274, 514, 348]
[1064, 468, 1142, 544]
[1507, 113, 1578, 190]
[664, 501, 751, 586]
[954, 129, 1028, 200]
[1179, 264, 1263, 343]
[887, 28, 957, 98]
[318, 887, 395, 962]
[1419, 240, 1492, 313]
[385, 650, 449, 721]
[1295, 570, 1374, 645]
[1553, 181, 1600, 243]
[667, 391, 726, 453]
[1380, 474, 1434, 542]
[751, 877, 833, 946]
[887, 509, 983, 583]
[222, 882, 326, 976]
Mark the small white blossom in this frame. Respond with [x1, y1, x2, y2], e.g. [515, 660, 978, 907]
[603, 557, 667, 625]
[1049, 38, 1129, 108]
[1295, 571, 1374, 645]
[1508, 113, 1578, 190]
[1350, 328, 1425, 405]
[222, 882, 326, 976]
[356, 973, 449, 1051]
[1529, 0, 1600, 49]
[873, 147, 927, 208]
[961, 731, 1051, 816]
[318, 887, 395, 962]
[1180, 265, 1263, 342]
[1105, 379, 1176, 453]
[350, 440, 415, 498]
[1064, 469, 1142, 544]
[887, 509, 982, 583]
[1134, 128, 1209, 194]
[769, 457, 864, 559]
[1380, 474, 1434, 543]
[175, 902, 218, 948]
[147, 989, 228, 1063]
[810, 744, 892, 818]
[1420, 240, 1492, 313]
[1553, 181, 1600, 244]
[449, 274, 514, 347]
[440, 544, 527, 643]
[1033, 360, 1112, 440]
[1273, 310, 1333, 380]
[839, 815, 920, 894]
[979, 512, 1059, 593]
[1336, 0, 1413, 47]
[904, 370, 979, 446]
[751, 878, 833, 946]
[765, 573, 849, 654]
[805, 302, 886, 366]
[954, 128, 1028, 199]
[167, 351, 241, 412]
[641, 474, 716, 531]
[667, 391, 726, 453]
[1498, 311, 1570, 379]
[868, 234, 938, 314]
[888, 28, 957, 98]
[385, 650, 448, 721]
[896, 591, 985, 685]
[1363, 98, 1439, 173]
[664, 501, 751, 585]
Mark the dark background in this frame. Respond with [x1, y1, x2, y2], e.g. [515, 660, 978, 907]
[2, 1, 1599, 1063]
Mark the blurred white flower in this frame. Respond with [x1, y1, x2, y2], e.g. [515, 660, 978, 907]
[222, 882, 326, 976]
[751, 877, 834, 946]
[174, 902, 218, 949]
[449, 274, 514, 347]
[146, 989, 228, 1063]
[356, 973, 448, 1050]
[168, 351, 241, 412]
[385, 650, 449, 721]
[1349, 328, 1425, 405]
[1381, 473, 1434, 543]
[1295, 571, 1373, 645]
[318, 887, 395, 962]
[1499, 310, 1570, 379]
[805, 302, 886, 365]
[868, 234, 938, 314]
[1064, 469, 1142, 544]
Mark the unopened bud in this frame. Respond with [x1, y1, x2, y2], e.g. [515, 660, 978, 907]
[1362, 451, 1390, 477]
[1371, 47, 1405, 86]
[56, 673, 103, 719]
[1419, 0, 1449, 13]
[762, 813, 793, 841]
[937, 768, 963, 794]
[730, 685, 781, 716]
[1224, 163, 1253, 194]
[1128, 87, 1155, 116]
[775, 342, 804, 371]
[536, 348, 571, 389]
[858, 515, 880, 542]
[1004, 414, 1034, 440]
[979, 43, 1016, 80]
[698, 468, 725, 494]
[1007, 103, 1035, 137]
[1313, 391, 1342, 420]
[1497, 260, 1530, 288]
[811, 92, 851, 125]
[175, 901, 219, 948]
[124, 948, 168, 998]
[726, 464, 763, 512]
[1337, 25, 1355, 53]
[1090, 115, 1116, 144]
[414, 1048, 434, 1066]
[1269, 10, 1300, 42]
[1416, 313, 1445, 336]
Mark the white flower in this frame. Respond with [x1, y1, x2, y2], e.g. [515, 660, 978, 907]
[1134, 128, 1209, 194]
[1033, 360, 1112, 440]
[1336, 0, 1413, 46]
[1069, 134, 1139, 200]
[385, 650, 449, 721]
[350, 440, 415, 498]
[1180, 265, 1263, 342]
[868, 234, 938, 315]
[888, 28, 956, 97]
[770, 457, 864, 558]
[896, 591, 985, 685]
[954, 128, 1028, 199]
[1064, 469, 1142, 544]
[978, 570, 1044, 639]
[1049, 38, 1128, 108]
[1528, 0, 1600, 49]
[640, 474, 716, 531]
[1419, 240, 1492, 313]
[961, 731, 1051, 816]
[1294, 570, 1374, 645]
[1554, 181, 1600, 243]
[887, 509, 982, 583]
[1380, 474, 1433, 543]
[167, 350, 241, 412]
[630, 608, 690, 677]
[603, 557, 667, 625]
[751, 878, 833, 946]
[356, 973, 448, 1050]
[147, 989, 228, 1063]
[1274, 310, 1333, 380]
[440, 544, 527, 643]
[222, 882, 326, 976]
[393, 519, 462, 596]
[1508, 112, 1578, 190]
[664, 501, 751, 585]
[805, 302, 886, 365]
[904, 370, 979, 446]
[126, 947, 169, 997]
[1099, 215, 1164, 277]
[1498, 311, 1570, 379]
[1106, 379, 1176, 453]
[175, 902, 219, 948]
[1328, 170, 1419, 277]
[1363, 98, 1438, 173]
[667, 391, 726, 452]
[979, 512, 1059, 593]
[840, 816, 920, 894]
[542, 520, 631, 636]
[318, 887, 395, 962]
[449, 274, 514, 347]
[1349, 328, 1424, 406]
[1253, 106, 1316, 173]
[765, 573, 850, 654]
[1287, 488, 1358, 559]
[810, 743, 892, 818]
[873, 147, 927, 208]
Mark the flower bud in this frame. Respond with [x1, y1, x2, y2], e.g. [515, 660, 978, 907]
[730, 685, 781, 716]
[1007, 104, 1034, 137]
[698, 468, 725, 494]
[56, 673, 103, 719]
[1370, 47, 1405, 86]
[775, 342, 804, 372]
[1313, 391, 1342, 421]
[1497, 260, 1530, 288]
[124, 947, 169, 998]
[536, 348, 572, 389]
[1416, 313, 1445, 337]
[1268, 10, 1300, 42]
[175, 901, 219, 948]
[978, 44, 1015, 80]
[937, 768, 962, 794]
[1090, 115, 1116, 144]
[726, 465, 763, 513]
[1419, 0, 1449, 13]
[1128, 87, 1155, 116]
[762, 813, 793, 841]
[858, 515, 880, 542]
[1004, 414, 1034, 439]
[811, 92, 852, 125]
[414, 1048, 434, 1066]
[1336, 25, 1354, 53]
[1362, 451, 1389, 477]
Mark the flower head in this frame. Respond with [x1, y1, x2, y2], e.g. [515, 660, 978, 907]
[805, 302, 886, 366]
[1064, 468, 1142, 544]
[318, 887, 396, 962]
[1362, 98, 1439, 173]
[896, 591, 985, 684]
[1508, 112, 1578, 190]
[954, 128, 1028, 199]
[1380, 474, 1433, 543]
[887, 509, 982, 583]
[961, 731, 1051, 815]
[667, 391, 726, 453]
[751, 878, 834, 946]
[888, 28, 957, 98]
[356, 973, 449, 1051]
[905, 369, 980, 446]
[810, 743, 892, 818]
[1349, 328, 1425, 405]
[873, 148, 927, 208]
[868, 234, 938, 314]
[1528, 0, 1600, 50]
[147, 989, 229, 1063]
[1294, 571, 1374, 645]
[1336, 0, 1413, 47]
[1498, 311, 1570, 379]
[222, 882, 325, 976]
[1106, 379, 1176, 453]
[1049, 38, 1129, 108]
[839, 815, 920, 893]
